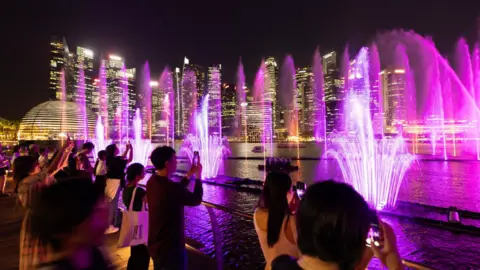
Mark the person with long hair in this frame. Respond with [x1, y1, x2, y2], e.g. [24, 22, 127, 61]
[14, 141, 74, 270]
[76, 153, 94, 179]
[122, 163, 150, 270]
[271, 181, 403, 270]
[104, 142, 133, 234]
[254, 172, 299, 270]
[31, 178, 113, 270]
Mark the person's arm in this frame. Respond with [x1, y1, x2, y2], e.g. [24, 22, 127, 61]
[179, 178, 203, 206]
[126, 144, 133, 164]
[46, 142, 73, 177]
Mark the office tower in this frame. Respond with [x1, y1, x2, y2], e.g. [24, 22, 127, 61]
[75, 47, 96, 112]
[221, 83, 236, 136]
[181, 57, 206, 135]
[264, 57, 280, 132]
[323, 51, 345, 133]
[149, 80, 163, 141]
[381, 68, 406, 133]
[323, 51, 337, 73]
[207, 64, 222, 136]
[245, 101, 273, 142]
[49, 36, 75, 101]
[296, 66, 314, 136]
[105, 55, 136, 139]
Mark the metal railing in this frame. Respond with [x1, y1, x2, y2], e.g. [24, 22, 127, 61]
[198, 200, 434, 270]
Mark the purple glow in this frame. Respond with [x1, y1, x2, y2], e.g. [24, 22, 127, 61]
[159, 68, 175, 146]
[98, 61, 109, 138]
[312, 48, 326, 148]
[132, 109, 153, 165]
[182, 70, 198, 136]
[236, 59, 246, 138]
[181, 94, 230, 179]
[280, 55, 299, 138]
[77, 66, 87, 140]
[140, 62, 152, 139]
[328, 48, 415, 210]
[60, 69, 66, 138]
[120, 64, 129, 140]
[253, 61, 273, 157]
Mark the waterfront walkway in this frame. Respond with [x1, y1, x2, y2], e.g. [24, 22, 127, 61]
[0, 180, 216, 270]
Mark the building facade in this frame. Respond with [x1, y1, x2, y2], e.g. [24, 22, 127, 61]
[180, 57, 206, 136]
[49, 36, 75, 101]
[323, 51, 345, 133]
[296, 67, 314, 136]
[221, 83, 236, 136]
[381, 68, 406, 133]
[264, 57, 281, 134]
[207, 64, 222, 136]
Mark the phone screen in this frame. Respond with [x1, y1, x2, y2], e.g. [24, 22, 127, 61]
[193, 151, 199, 166]
[366, 217, 381, 247]
[296, 182, 306, 198]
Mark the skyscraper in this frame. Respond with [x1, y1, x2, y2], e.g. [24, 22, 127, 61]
[381, 68, 406, 133]
[49, 36, 75, 101]
[105, 55, 136, 139]
[323, 51, 345, 133]
[221, 83, 236, 136]
[75, 47, 96, 112]
[174, 67, 182, 138]
[296, 66, 314, 135]
[181, 57, 206, 136]
[264, 57, 280, 133]
[207, 64, 222, 136]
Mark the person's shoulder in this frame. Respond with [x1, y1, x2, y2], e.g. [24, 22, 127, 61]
[254, 208, 268, 230]
[271, 255, 302, 270]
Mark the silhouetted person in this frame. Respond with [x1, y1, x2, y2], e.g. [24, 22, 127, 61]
[147, 146, 203, 270]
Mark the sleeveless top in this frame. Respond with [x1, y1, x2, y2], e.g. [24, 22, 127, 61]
[254, 208, 300, 270]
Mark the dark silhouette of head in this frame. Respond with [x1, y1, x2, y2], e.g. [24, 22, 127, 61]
[296, 180, 371, 270]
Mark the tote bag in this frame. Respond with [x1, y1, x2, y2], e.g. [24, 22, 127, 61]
[117, 187, 149, 247]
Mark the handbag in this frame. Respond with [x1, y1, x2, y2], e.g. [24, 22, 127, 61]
[117, 187, 149, 247]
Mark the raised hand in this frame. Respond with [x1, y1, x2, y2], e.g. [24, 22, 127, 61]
[371, 221, 404, 270]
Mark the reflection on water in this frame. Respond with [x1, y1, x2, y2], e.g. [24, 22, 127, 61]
[183, 182, 480, 269]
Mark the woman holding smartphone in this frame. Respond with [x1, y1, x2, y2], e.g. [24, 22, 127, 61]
[254, 172, 299, 270]
[104, 142, 133, 234]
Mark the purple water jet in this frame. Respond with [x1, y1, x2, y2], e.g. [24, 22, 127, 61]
[312, 48, 326, 149]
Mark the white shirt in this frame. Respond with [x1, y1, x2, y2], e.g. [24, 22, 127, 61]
[95, 159, 107, 176]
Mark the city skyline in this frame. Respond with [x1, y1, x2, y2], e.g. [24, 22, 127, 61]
[2, 1, 480, 120]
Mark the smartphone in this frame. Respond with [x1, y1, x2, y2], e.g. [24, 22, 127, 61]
[193, 151, 199, 166]
[296, 182, 306, 198]
[366, 213, 382, 248]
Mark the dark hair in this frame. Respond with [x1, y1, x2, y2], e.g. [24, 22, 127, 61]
[126, 163, 144, 182]
[76, 153, 93, 173]
[150, 146, 176, 170]
[13, 156, 37, 192]
[39, 148, 47, 155]
[296, 181, 371, 270]
[30, 178, 103, 251]
[258, 172, 292, 247]
[12, 145, 20, 153]
[105, 144, 118, 167]
[82, 142, 95, 151]
[97, 150, 106, 160]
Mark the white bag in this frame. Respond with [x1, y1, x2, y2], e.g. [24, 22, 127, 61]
[105, 179, 120, 202]
[117, 187, 149, 247]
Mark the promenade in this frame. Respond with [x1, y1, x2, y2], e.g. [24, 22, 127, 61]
[0, 179, 216, 270]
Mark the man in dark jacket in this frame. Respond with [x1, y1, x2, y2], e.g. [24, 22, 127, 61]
[147, 146, 203, 270]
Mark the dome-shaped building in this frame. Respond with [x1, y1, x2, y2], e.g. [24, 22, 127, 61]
[18, 101, 96, 141]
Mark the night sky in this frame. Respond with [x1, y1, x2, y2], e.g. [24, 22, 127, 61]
[1, 0, 479, 120]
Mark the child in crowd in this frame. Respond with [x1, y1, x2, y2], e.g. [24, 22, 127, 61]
[122, 163, 150, 270]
